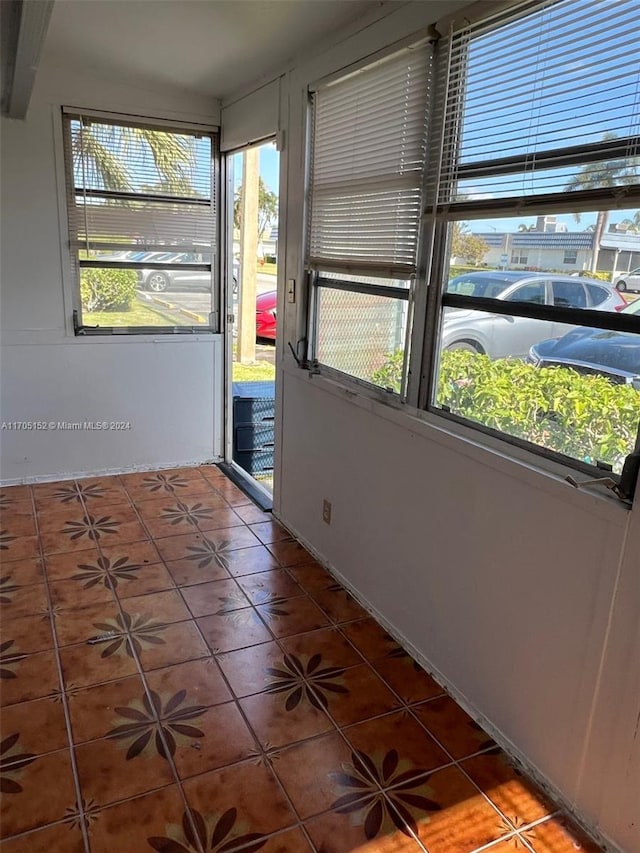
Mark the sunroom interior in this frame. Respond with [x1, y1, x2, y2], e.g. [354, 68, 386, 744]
[1, 1, 639, 852]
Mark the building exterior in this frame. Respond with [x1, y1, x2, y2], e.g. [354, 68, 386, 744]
[471, 222, 640, 275]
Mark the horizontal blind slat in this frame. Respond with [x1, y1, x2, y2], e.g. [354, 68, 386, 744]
[308, 45, 431, 274]
[438, 0, 640, 209]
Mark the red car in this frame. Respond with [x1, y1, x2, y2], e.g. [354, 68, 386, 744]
[256, 290, 277, 340]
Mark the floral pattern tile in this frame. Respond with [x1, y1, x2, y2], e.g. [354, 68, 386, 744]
[85, 784, 186, 853]
[217, 641, 289, 699]
[222, 545, 281, 577]
[373, 654, 445, 705]
[197, 609, 273, 654]
[280, 626, 364, 671]
[0, 819, 85, 852]
[525, 815, 603, 852]
[67, 675, 147, 743]
[181, 577, 251, 618]
[256, 593, 328, 638]
[272, 731, 358, 819]
[241, 683, 335, 749]
[42, 547, 100, 581]
[402, 765, 508, 852]
[0, 511, 37, 539]
[413, 696, 496, 760]
[0, 578, 49, 620]
[144, 658, 231, 708]
[0, 534, 40, 563]
[153, 529, 258, 569]
[136, 620, 210, 671]
[1, 696, 69, 757]
[340, 618, 401, 661]
[74, 733, 175, 807]
[0, 468, 603, 853]
[59, 636, 140, 690]
[0, 614, 53, 655]
[462, 748, 554, 828]
[305, 806, 425, 852]
[165, 554, 231, 588]
[236, 569, 304, 606]
[248, 521, 291, 545]
[266, 540, 314, 568]
[344, 711, 450, 780]
[182, 761, 297, 841]
[0, 748, 78, 839]
[0, 646, 60, 706]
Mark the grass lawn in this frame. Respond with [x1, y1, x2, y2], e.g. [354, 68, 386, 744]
[83, 301, 190, 327]
[260, 262, 277, 277]
[232, 360, 275, 382]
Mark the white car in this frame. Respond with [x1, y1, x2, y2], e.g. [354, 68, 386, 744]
[442, 271, 626, 359]
[613, 268, 640, 293]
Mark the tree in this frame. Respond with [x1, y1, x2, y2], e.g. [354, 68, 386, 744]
[451, 223, 489, 265]
[71, 121, 197, 196]
[565, 134, 638, 272]
[517, 223, 536, 232]
[234, 177, 278, 240]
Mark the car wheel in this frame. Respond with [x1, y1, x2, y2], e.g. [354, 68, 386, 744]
[446, 341, 481, 353]
[147, 272, 170, 292]
[616, 280, 627, 292]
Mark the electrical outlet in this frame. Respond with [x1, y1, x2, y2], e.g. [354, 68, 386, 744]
[322, 499, 332, 525]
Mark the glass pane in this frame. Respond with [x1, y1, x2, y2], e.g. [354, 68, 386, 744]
[446, 209, 640, 315]
[315, 286, 409, 391]
[433, 308, 640, 473]
[79, 266, 212, 328]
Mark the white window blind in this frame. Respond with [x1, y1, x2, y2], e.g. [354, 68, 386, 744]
[437, 0, 640, 214]
[308, 45, 432, 277]
[63, 114, 217, 253]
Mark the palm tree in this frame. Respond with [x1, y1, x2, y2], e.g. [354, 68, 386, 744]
[565, 134, 639, 272]
[71, 120, 197, 196]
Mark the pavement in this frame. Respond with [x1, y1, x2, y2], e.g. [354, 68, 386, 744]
[140, 272, 276, 323]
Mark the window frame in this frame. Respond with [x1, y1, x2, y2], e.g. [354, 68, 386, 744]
[61, 108, 221, 336]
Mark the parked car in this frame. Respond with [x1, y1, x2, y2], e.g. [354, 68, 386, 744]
[442, 271, 626, 358]
[613, 268, 640, 293]
[256, 290, 277, 340]
[527, 297, 640, 385]
[135, 253, 239, 293]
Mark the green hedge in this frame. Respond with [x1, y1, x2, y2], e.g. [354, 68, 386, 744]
[80, 268, 138, 312]
[371, 349, 639, 470]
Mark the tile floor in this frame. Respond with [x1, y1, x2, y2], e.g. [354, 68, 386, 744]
[0, 466, 601, 852]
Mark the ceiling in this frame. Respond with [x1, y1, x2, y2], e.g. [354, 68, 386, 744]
[40, 0, 395, 102]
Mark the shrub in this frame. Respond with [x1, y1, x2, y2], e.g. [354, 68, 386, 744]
[371, 348, 639, 470]
[80, 268, 138, 312]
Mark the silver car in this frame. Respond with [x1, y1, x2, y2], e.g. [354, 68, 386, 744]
[442, 271, 626, 358]
[613, 268, 640, 293]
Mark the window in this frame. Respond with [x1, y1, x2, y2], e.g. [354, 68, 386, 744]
[306, 44, 431, 394]
[552, 280, 586, 309]
[303, 0, 640, 491]
[425, 0, 640, 478]
[62, 111, 218, 333]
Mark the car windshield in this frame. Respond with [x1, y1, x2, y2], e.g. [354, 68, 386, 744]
[446, 275, 513, 299]
[623, 298, 640, 315]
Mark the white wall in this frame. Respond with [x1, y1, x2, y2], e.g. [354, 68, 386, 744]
[222, 1, 638, 849]
[0, 69, 223, 482]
